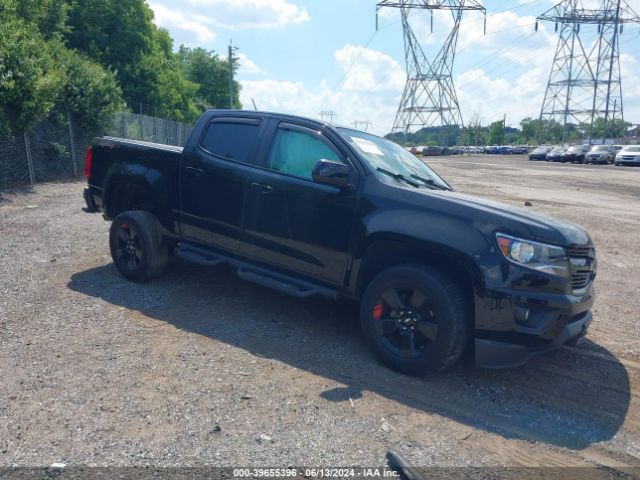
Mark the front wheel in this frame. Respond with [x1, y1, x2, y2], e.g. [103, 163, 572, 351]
[360, 265, 472, 375]
[109, 210, 168, 282]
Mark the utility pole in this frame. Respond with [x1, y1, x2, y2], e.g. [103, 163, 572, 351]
[503, 113, 507, 142]
[319, 111, 338, 124]
[352, 120, 373, 132]
[228, 40, 238, 110]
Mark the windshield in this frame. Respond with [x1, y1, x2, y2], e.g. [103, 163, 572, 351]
[622, 146, 640, 152]
[551, 147, 564, 153]
[337, 128, 451, 190]
[591, 145, 609, 152]
[534, 147, 549, 153]
[568, 145, 584, 152]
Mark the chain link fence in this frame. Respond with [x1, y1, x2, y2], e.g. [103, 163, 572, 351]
[0, 113, 192, 190]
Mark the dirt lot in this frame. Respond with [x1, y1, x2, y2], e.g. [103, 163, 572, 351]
[1, 155, 639, 472]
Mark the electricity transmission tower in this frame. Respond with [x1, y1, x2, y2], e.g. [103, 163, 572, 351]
[376, 1, 485, 134]
[537, 0, 640, 140]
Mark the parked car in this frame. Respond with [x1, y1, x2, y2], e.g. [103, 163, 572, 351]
[615, 145, 640, 166]
[563, 144, 590, 163]
[546, 146, 566, 162]
[585, 145, 615, 164]
[83, 110, 596, 374]
[509, 146, 529, 155]
[529, 146, 550, 161]
[484, 146, 501, 154]
[422, 146, 450, 156]
[409, 146, 421, 155]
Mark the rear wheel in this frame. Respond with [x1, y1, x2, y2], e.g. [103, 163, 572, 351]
[360, 265, 472, 375]
[109, 210, 168, 282]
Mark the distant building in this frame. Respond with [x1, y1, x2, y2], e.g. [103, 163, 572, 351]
[623, 124, 640, 144]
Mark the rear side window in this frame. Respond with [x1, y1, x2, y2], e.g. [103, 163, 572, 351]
[200, 121, 260, 163]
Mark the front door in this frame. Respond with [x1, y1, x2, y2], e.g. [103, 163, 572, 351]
[180, 116, 263, 254]
[243, 122, 358, 284]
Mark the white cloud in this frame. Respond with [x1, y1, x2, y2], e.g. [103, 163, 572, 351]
[183, 0, 310, 30]
[149, 1, 216, 43]
[333, 44, 405, 93]
[240, 45, 404, 134]
[240, 6, 640, 134]
[237, 52, 261, 74]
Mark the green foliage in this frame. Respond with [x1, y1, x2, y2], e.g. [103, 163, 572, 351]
[385, 125, 463, 147]
[1, 0, 241, 134]
[0, 0, 68, 38]
[487, 120, 505, 146]
[179, 46, 242, 110]
[0, 16, 64, 135]
[584, 117, 630, 140]
[53, 45, 124, 130]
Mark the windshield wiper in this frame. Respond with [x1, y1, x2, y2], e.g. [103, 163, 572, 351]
[409, 173, 451, 191]
[376, 167, 420, 188]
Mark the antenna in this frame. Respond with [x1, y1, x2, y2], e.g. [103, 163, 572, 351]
[377, 0, 486, 134]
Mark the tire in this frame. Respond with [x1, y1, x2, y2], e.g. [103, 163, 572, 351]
[109, 210, 168, 282]
[360, 265, 472, 375]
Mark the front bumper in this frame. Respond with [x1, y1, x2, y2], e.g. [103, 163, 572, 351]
[475, 310, 592, 368]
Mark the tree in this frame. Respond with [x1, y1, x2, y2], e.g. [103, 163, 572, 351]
[0, 16, 64, 135]
[518, 118, 564, 144]
[585, 117, 630, 140]
[487, 120, 505, 145]
[178, 46, 242, 110]
[52, 43, 124, 130]
[64, 0, 157, 109]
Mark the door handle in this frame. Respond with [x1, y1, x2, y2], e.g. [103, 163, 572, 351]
[250, 182, 274, 194]
[184, 166, 204, 176]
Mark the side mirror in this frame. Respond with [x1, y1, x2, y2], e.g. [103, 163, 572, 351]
[312, 159, 351, 188]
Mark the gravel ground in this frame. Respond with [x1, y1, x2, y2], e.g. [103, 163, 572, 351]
[1, 156, 639, 472]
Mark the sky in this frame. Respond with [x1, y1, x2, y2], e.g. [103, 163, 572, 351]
[148, 0, 640, 135]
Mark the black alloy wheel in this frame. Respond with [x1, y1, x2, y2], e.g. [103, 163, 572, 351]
[371, 286, 439, 358]
[114, 223, 142, 273]
[109, 210, 168, 282]
[360, 265, 471, 375]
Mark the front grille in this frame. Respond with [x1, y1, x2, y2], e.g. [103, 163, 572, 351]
[567, 245, 595, 291]
[567, 245, 592, 257]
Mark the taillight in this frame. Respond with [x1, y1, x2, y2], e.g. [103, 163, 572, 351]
[84, 147, 93, 180]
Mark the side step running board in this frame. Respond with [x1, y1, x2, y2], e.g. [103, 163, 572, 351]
[238, 268, 322, 298]
[176, 244, 224, 266]
[175, 243, 338, 300]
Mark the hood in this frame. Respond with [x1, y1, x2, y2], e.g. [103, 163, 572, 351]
[403, 188, 591, 247]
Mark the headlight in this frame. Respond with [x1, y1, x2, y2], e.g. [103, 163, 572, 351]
[496, 233, 569, 277]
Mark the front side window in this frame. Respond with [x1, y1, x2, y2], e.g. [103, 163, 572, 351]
[200, 121, 260, 163]
[267, 127, 343, 180]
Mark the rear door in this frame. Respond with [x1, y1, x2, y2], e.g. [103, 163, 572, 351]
[179, 116, 264, 254]
[242, 121, 359, 284]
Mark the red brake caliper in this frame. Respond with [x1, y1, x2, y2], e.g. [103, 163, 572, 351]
[373, 303, 385, 320]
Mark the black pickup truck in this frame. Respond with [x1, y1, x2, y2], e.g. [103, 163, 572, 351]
[84, 110, 596, 374]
